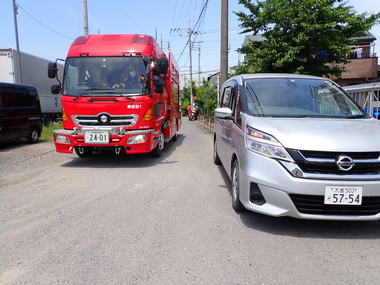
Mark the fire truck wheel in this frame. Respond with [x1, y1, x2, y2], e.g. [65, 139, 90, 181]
[151, 130, 165, 157]
[171, 132, 178, 142]
[75, 146, 94, 158]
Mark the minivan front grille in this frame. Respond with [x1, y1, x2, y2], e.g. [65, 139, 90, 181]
[73, 114, 137, 127]
[287, 149, 380, 175]
[290, 194, 380, 216]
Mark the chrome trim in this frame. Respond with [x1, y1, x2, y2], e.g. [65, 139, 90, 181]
[53, 128, 153, 136]
[28, 117, 41, 121]
[299, 152, 380, 164]
[72, 113, 138, 127]
[280, 161, 380, 181]
[301, 172, 380, 181]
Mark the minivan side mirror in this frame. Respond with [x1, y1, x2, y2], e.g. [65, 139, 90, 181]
[154, 57, 168, 75]
[215, 107, 233, 119]
[48, 62, 58, 79]
[51, 84, 61, 94]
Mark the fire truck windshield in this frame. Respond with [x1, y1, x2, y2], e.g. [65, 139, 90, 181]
[63, 56, 149, 95]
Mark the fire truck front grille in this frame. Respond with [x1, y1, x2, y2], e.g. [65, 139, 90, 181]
[73, 114, 138, 127]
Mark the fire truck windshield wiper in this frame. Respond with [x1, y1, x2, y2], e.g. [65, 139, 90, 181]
[73, 88, 117, 101]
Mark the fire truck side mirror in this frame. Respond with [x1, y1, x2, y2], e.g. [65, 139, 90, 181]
[155, 57, 168, 75]
[154, 75, 165, 93]
[48, 62, 58, 79]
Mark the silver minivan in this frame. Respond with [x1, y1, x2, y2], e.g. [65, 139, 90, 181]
[214, 74, 380, 220]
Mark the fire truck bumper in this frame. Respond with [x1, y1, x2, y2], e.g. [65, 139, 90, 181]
[53, 128, 158, 154]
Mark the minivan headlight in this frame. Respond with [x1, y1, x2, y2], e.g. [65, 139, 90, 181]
[245, 126, 294, 162]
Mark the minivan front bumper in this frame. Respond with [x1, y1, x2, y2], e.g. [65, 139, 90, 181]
[239, 150, 380, 220]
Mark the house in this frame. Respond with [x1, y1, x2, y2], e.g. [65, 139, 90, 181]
[241, 33, 379, 85]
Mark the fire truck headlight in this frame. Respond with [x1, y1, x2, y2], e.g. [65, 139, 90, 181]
[127, 134, 146, 144]
[55, 135, 70, 144]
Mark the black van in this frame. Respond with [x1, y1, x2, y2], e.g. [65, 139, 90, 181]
[0, 82, 42, 143]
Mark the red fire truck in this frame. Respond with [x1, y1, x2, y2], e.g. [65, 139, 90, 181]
[48, 34, 181, 158]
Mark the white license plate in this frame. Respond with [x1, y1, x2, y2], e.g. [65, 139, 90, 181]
[84, 131, 109, 144]
[324, 186, 363, 205]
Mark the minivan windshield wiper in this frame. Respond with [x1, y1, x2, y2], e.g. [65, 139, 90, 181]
[343, 114, 368, 119]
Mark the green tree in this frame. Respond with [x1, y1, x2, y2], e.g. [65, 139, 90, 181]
[195, 80, 218, 116]
[181, 80, 218, 117]
[181, 82, 197, 115]
[235, 0, 380, 77]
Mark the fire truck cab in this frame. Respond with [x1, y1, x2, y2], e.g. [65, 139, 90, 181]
[49, 34, 181, 157]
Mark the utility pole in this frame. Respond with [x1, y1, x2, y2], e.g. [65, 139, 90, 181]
[188, 30, 193, 105]
[198, 45, 201, 86]
[12, 0, 22, 83]
[83, 0, 89, 35]
[220, 0, 228, 91]
[172, 27, 201, 105]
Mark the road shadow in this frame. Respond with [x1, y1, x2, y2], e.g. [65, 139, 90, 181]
[60, 134, 185, 169]
[0, 139, 37, 151]
[216, 162, 380, 239]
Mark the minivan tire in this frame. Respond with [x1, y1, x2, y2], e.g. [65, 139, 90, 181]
[27, 127, 40, 143]
[75, 146, 94, 158]
[213, 140, 221, 165]
[231, 159, 246, 212]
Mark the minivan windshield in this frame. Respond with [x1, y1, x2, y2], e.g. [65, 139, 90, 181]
[244, 78, 366, 118]
[63, 56, 148, 96]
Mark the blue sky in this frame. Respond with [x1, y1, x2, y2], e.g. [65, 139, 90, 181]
[1, 0, 379, 81]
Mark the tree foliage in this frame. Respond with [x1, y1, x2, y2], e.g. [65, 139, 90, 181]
[181, 81, 218, 116]
[235, 0, 380, 77]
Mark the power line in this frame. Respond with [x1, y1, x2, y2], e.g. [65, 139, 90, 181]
[111, 0, 144, 31]
[176, 0, 209, 62]
[16, 2, 74, 41]
[180, 69, 220, 75]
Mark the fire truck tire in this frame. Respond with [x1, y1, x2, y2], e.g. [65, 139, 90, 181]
[151, 129, 165, 157]
[75, 146, 94, 158]
[171, 132, 178, 142]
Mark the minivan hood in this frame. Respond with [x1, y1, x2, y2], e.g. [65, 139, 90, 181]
[244, 116, 380, 152]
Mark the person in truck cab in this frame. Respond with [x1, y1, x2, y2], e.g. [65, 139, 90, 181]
[112, 63, 141, 89]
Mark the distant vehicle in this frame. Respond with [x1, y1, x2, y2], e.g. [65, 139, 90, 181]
[49, 34, 181, 158]
[214, 73, 380, 221]
[0, 48, 63, 124]
[0, 82, 42, 143]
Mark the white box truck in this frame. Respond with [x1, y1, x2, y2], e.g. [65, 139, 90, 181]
[0, 48, 63, 124]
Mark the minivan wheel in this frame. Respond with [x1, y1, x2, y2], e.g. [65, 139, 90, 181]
[231, 160, 246, 212]
[151, 130, 165, 157]
[213, 140, 221, 165]
[75, 146, 94, 158]
[27, 127, 40, 143]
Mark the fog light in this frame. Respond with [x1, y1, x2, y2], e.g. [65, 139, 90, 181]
[127, 134, 146, 144]
[55, 135, 70, 144]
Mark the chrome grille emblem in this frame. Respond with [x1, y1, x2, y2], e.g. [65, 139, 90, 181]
[98, 114, 109, 124]
[336, 155, 355, 171]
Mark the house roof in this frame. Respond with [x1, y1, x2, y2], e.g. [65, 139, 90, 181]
[243, 32, 377, 47]
[350, 32, 377, 43]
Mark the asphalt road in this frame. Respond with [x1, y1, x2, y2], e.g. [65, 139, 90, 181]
[1, 120, 380, 285]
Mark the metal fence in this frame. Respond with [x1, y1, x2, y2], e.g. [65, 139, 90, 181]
[197, 115, 214, 133]
[343, 82, 380, 118]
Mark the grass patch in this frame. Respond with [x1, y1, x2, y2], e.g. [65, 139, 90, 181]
[40, 122, 63, 141]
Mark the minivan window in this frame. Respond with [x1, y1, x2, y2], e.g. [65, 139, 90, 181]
[244, 78, 365, 118]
